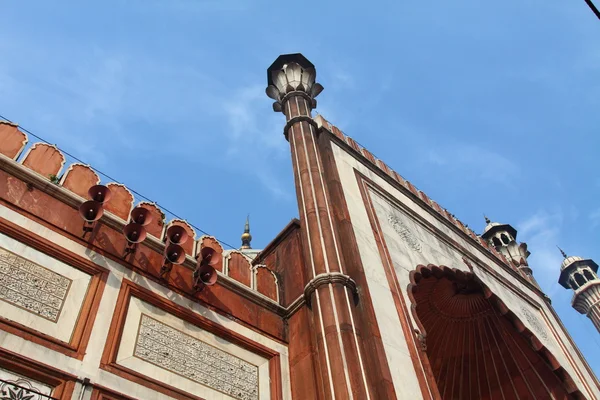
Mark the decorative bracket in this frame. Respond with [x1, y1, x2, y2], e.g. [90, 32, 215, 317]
[303, 272, 359, 309]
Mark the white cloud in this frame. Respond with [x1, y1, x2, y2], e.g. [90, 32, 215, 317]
[221, 85, 292, 200]
[517, 210, 564, 295]
[425, 142, 520, 187]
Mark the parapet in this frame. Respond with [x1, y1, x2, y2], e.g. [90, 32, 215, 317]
[313, 114, 517, 273]
[0, 121, 280, 307]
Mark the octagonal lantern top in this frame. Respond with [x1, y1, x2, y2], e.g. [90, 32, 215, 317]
[266, 53, 315, 87]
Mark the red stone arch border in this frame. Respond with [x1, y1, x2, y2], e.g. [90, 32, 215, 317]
[407, 264, 585, 400]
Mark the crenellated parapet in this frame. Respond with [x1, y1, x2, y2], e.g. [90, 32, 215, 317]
[313, 114, 536, 284]
[0, 121, 282, 316]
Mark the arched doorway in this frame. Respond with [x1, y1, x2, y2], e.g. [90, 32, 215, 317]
[408, 264, 584, 400]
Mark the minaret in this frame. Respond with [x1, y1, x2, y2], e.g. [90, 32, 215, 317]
[558, 249, 600, 333]
[481, 216, 538, 287]
[266, 54, 371, 399]
[241, 216, 252, 250]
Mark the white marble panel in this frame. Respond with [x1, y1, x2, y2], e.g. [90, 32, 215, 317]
[0, 232, 91, 343]
[331, 141, 600, 399]
[116, 296, 268, 400]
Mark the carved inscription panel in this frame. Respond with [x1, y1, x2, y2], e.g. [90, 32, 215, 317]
[0, 247, 71, 322]
[520, 305, 549, 341]
[134, 314, 259, 400]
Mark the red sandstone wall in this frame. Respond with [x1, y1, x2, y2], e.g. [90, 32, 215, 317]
[254, 221, 305, 307]
[0, 126, 286, 341]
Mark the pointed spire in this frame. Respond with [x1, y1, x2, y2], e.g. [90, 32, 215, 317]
[557, 246, 568, 259]
[484, 215, 491, 224]
[241, 215, 252, 249]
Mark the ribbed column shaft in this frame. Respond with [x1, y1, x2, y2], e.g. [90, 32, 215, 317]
[589, 306, 600, 331]
[283, 92, 371, 400]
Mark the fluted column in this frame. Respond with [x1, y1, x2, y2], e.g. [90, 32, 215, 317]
[266, 54, 371, 399]
[573, 282, 600, 333]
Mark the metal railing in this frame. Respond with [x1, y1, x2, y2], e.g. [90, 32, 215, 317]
[0, 378, 59, 400]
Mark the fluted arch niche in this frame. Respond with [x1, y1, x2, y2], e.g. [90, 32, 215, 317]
[408, 264, 584, 400]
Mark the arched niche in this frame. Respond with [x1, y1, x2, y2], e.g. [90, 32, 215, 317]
[407, 264, 583, 400]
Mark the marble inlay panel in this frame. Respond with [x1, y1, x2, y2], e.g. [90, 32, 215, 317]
[134, 314, 259, 400]
[0, 247, 71, 322]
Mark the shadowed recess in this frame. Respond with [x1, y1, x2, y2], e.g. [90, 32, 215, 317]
[409, 265, 584, 400]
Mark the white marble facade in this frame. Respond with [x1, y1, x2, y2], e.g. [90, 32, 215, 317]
[0, 204, 291, 400]
[331, 140, 600, 399]
[0, 233, 92, 343]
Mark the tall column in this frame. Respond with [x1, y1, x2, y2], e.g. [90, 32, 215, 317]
[266, 54, 371, 399]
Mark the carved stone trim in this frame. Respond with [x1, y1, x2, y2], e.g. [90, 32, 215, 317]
[283, 115, 319, 140]
[280, 91, 314, 111]
[303, 272, 358, 309]
[282, 295, 305, 319]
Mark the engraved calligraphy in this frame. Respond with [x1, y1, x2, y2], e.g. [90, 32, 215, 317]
[388, 214, 422, 252]
[520, 306, 549, 341]
[0, 247, 71, 322]
[134, 314, 259, 400]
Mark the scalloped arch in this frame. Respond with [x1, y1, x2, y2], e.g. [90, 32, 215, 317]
[104, 183, 134, 221]
[407, 264, 584, 399]
[21, 143, 65, 178]
[0, 121, 28, 160]
[135, 202, 165, 239]
[253, 265, 279, 302]
[60, 163, 100, 198]
[165, 219, 196, 254]
[198, 236, 224, 272]
[226, 251, 252, 287]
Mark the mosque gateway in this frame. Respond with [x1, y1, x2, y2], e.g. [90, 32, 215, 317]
[0, 54, 597, 399]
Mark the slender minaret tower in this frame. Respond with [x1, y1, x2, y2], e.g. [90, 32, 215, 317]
[241, 216, 252, 250]
[480, 216, 539, 287]
[558, 248, 600, 333]
[266, 54, 371, 399]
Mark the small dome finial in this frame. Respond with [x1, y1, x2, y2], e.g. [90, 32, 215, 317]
[241, 215, 252, 250]
[557, 246, 568, 259]
[484, 214, 491, 224]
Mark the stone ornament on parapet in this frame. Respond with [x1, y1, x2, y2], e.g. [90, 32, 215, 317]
[21, 142, 65, 180]
[313, 113, 517, 272]
[0, 121, 28, 160]
[59, 163, 100, 198]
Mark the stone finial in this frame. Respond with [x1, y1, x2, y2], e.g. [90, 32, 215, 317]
[484, 215, 491, 224]
[265, 53, 324, 112]
[241, 215, 252, 250]
[557, 246, 568, 259]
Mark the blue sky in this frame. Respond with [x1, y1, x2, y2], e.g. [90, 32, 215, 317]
[2, 0, 600, 376]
